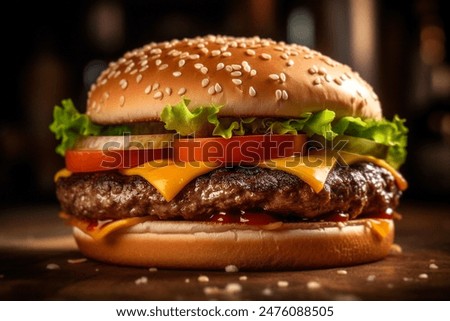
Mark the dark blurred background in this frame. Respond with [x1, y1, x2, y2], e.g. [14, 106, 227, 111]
[1, 0, 449, 208]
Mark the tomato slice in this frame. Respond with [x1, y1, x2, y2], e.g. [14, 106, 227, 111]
[65, 148, 171, 172]
[65, 134, 173, 172]
[173, 134, 306, 164]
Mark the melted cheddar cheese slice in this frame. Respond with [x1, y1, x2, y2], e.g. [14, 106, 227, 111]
[55, 151, 407, 202]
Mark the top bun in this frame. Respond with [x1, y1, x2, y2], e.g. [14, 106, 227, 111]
[87, 35, 381, 124]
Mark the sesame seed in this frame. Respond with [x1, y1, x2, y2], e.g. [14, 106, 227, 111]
[280, 72, 287, 82]
[149, 267, 158, 272]
[281, 53, 289, 60]
[274, 46, 284, 51]
[419, 273, 428, 279]
[113, 70, 121, 78]
[200, 67, 209, 74]
[225, 283, 242, 294]
[222, 51, 232, 57]
[216, 63, 225, 71]
[119, 79, 128, 89]
[165, 87, 172, 96]
[201, 78, 210, 87]
[153, 91, 163, 99]
[231, 64, 242, 70]
[366, 275, 376, 282]
[231, 71, 242, 77]
[150, 48, 162, 54]
[287, 59, 294, 66]
[224, 265, 239, 273]
[136, 74, 143, 83]
[189, 54, 200, 60]
[308, 66, 318, 74]
[249, 86, 256, 97]
[243, 64, 251, 73]
[200, 47, 209, 55]
[313, 78, 322, 85]
[306, 281, 321, 290]
[220, 45, 229, 51]
[155, 59, 162, 66]
[178, 59, 186, 67]
[134, 276, 148, 285]
[334, 78, 343, 85]
[277, 280, 289, 288]
[325, 75, 332, 82]
[260, 53, 272, 60]
[169, 50, 181, 57]
[269, 74, 280, 80]
[250, 69, 257, 77]
[282, 90, 288, 100]
[214, 83, 222, 93]
[172, 71, 182, 77]
[262, 288, 273, 296]
[225, 65, 233, 72]
[152, 83, 160, 90]
[100, 79, 107, 86]
[144, 85, 151, 94]
[239, 276, 248, 281]
[140, 60, 148, 67]
[246, 49, 256, 56]
[318, 67, 328, 75]
[429, 263, 439, 269]
[46, 263, 60, 270]
[185, 278, 190, 283]
[178, 87, 187, 95]
[207, 85, 215, 95]
[275, 89, 282, 100]
[119, 95, 125, 107]
[232, 79, 242, 85]
[304, 54, 313, 59]
[130, 69, 138, 75]
[337, 270, 348, 275]
[194, 63, 203, 69]
[211, 50, 221, 57]
[158, 64, 168, 70]
[139, 65, 149, 72]
[198, 275, 209, 282]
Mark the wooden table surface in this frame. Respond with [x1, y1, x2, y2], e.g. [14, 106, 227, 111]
[0, 201, 449, 300]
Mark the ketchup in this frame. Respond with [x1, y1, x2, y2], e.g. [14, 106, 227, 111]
[86, 220, 99, 231]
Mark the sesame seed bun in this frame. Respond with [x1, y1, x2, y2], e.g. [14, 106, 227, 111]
[73, 219, 394, 270]
[87, 35, 381, 125]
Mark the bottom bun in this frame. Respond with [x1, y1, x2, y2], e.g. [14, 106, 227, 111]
[73, 219, 394, 270]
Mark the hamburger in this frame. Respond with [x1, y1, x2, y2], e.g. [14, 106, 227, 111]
[50, 35, 408, 270]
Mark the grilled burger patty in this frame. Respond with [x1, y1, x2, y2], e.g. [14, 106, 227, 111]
[56, 162, 401, 221]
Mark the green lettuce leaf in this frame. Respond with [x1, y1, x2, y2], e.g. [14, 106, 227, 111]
[160, 98, 222, 136]
[159, 100, 408, 168]
[332, 115, 408, 168]
[49, 99, 129, 156]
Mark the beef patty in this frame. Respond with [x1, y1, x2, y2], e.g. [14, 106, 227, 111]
[56, 162, 401, 221]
